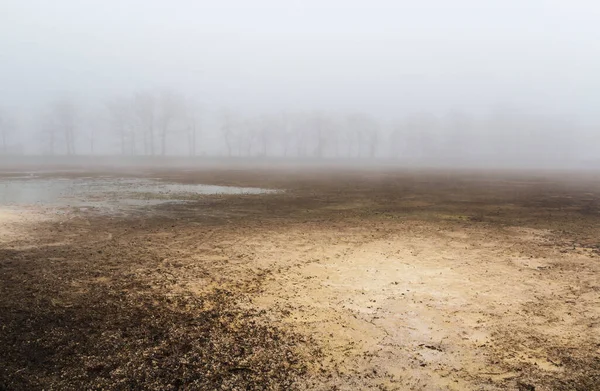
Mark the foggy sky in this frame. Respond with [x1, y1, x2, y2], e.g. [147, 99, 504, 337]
[1, 1, 599, 162]
[2, 1, 599, 117]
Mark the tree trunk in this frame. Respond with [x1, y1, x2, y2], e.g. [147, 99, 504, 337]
[161, 128, 167, 156]
[246, 137, 252, 157]
[65, 129, 71, 155]
[283, 138, 289, 157]
[121, 131, 126, 155]
[369, 133, 378, 158]
[142, 130, 148, 155]
[66, 127, 75, 156]
[316, 128, 323, 158]
[297, 136, 305, 158]
[188, 125, 196, 157]
[193, 126, 197, 156]
[149, 125, 155, 156]
[225, 136, 232, 157]
[191, 124, 197, 156]
[130, 131, 136, 156]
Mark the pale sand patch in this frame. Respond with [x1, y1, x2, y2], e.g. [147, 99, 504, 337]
[220, 222, 600, 390]
[0, 207, 56, 245]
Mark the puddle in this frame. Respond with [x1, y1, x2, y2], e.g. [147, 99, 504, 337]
[0, 177, 275, 208]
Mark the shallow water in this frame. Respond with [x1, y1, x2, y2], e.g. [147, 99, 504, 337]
[0, 177, 274, 206]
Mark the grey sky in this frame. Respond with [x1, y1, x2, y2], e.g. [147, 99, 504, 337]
[2, 0, 600, 120]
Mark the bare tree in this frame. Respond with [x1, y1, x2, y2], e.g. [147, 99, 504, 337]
[278, 112, 294, 157]
[341, 116, 358, 157]
[389, 120, 405, 159]
[133, 92, 156, 155]
[185, 102, 201, 157]
[346, 113, 379, 158]
[107, 97, 133, 155]
[187, 121, 198, 157]
[220, 109, 237, 157]
[39, 111, 60, 155]
[312, 111, 329, 159]
[293, 113, 309, 158]
[393, 113, 439, 160]
[50, 99, 77, 155]
[255, 115, 276, 157]
[362, 115, 380, 158]
[156, 90, 184, 156]
[239, 117, 254, 156]
[86, 110, 105, 156]
[89, 124, 96, 155]
[329, 116, 342, 158]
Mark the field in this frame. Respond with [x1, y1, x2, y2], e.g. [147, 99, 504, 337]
[0, 165, 599, 390]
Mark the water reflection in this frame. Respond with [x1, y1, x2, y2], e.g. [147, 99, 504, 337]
[0, 177, 274, 206]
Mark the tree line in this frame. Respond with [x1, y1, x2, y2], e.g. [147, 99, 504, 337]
[0, 91, 584, 163]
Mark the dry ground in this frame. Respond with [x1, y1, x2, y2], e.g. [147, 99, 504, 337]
[0, 167, 599, 390]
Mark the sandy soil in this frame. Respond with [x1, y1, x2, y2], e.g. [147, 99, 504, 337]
[0, 167, 599, 390]
[0, 207, 55, 244]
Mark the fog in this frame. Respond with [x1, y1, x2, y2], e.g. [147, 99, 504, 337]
[1, 0, 599, 166]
